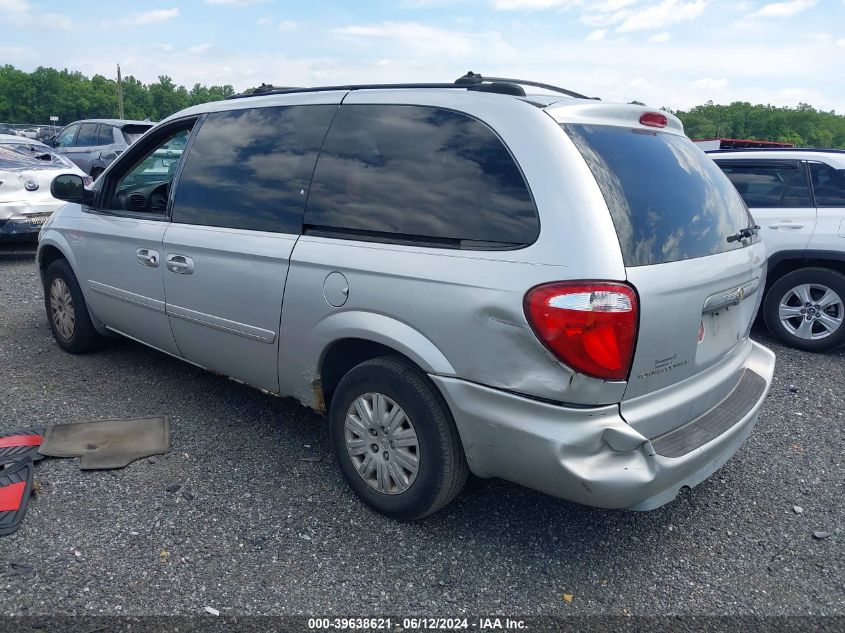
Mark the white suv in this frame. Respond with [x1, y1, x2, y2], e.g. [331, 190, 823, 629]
[712, 149, 845, 352]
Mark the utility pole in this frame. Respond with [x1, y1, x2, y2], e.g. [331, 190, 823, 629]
[116, 64, 125, 119]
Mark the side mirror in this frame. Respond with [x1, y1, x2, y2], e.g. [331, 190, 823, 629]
[51, 174, 94, 205]
[44, 136, 57, 147]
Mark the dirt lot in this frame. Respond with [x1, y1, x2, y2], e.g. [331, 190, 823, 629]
[0, 256, 842, 616]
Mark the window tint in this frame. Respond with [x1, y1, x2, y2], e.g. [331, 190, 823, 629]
[564, 124, 754, 267]
[718, 162, 812, 208]
[55, 124, 78, 147]
[305, 105, 538, 248]
[75, 123, 98, 147]
[96, 125, 114, 146]
[171, 105, 336, 233]
[809, 162, 845, 207]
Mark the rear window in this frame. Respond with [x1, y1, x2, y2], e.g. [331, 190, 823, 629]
[564, 124, 753, 267]
[75, 123, 98, 147]
[717, 161, 811, 208]
[305, 104, 538, 248]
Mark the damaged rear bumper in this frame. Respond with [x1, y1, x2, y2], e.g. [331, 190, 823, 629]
[431, 340, 775, 511]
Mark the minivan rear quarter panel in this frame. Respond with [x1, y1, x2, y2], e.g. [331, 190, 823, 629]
[279, 90, 633, 407]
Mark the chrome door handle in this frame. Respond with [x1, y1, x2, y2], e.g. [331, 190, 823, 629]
[136, 248, 160, 267]
[769, 221, 805, 229]
[166, 254, 194, 274]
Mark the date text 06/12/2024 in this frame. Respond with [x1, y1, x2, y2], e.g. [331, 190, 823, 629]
[307, 617, 528, 630]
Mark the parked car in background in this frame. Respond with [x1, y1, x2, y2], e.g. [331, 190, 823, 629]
[0, 134, 89, 243]
[47, 119, 154, 179]
[711, 149, 845, 352]
[39, 76, 775, 519]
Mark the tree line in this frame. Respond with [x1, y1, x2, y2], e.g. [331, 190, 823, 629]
[0, 65, 234, 125]
[2, 65, 844, 148]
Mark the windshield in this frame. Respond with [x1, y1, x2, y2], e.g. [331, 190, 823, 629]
[563, 123, 754, 267]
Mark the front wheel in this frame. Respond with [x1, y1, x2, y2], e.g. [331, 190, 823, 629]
[763, 267, 845, 352]
[329, 356, 468, 520]
[42, 259, 106, 354]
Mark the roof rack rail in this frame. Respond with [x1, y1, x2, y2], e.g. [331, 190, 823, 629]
[705, 147, 845, 155]
[454, 71, 596, 100]
[225, 71, 595, 101]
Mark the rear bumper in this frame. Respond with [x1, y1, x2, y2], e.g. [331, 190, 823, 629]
[432, 340, 775, 510]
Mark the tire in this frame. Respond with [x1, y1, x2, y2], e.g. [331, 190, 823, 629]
[763, 267, 845, 352]
[42, 259, 105, 354]
[329, 356, 468, 520]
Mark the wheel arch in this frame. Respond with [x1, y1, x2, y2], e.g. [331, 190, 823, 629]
[766, 250, 845, 291]
[311, 312, 456, 414]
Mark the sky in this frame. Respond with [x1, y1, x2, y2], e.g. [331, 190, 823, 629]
[2, 0, 844, 112]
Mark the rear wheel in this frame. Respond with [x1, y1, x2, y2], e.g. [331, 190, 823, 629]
[763, 267, 845, 352]
[329, 356, 468, 520]
[43, 259, 105, 354]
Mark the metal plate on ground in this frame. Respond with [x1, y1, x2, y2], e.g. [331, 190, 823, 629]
[38, 416, 170, 469]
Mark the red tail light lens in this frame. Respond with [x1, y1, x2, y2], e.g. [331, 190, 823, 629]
[639, 112, 668, 128]
[524, 282, 638, 381]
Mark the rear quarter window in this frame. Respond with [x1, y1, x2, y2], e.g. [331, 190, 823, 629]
[305, 104, 538, 248]
[564, 124, 753, 267]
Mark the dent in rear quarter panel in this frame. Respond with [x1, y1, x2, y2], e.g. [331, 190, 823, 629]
[278, 237, 627, 408]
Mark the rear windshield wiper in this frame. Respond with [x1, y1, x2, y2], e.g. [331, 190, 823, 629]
[726, 225, 760, 243]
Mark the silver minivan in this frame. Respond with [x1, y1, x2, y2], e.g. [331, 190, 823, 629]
[38, 76, 776, 519]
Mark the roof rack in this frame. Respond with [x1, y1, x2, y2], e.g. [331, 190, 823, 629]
[225, 71, 595, 101]
[705, 148, 845, 155]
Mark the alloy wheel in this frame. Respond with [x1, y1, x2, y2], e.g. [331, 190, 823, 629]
[778, 283, 843, 341]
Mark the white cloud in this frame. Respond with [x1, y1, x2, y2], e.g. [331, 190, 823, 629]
[751, 0, 816, 18]
[187, 42, 213, 54]
[694, 77, 728, 90]
[616, 0, 706, 32]
[278, 20, 299, 31]
[256, 17, 271, 25]
[837, 38, 845, 47]
[491, 0, 580, 9]
[649, 31, 670, 41]
[333, 21, 515, 59]
[123, 8, 180, 26]
[586, 29, 608, 40]
[0, 0, 71, 29]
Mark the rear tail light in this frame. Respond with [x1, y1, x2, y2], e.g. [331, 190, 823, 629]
[639, 112, 668, 128]
[524, 282, 638, 381]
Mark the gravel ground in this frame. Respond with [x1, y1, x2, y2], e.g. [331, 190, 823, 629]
[0, 256, 842, 617]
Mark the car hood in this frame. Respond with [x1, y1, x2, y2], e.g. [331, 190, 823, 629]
[0, 143, 77, 171]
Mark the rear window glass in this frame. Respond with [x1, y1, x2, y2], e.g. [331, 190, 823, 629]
[717, 162, 811, 208]
[305, 104, 538, 248]
[810, 162, 845, 207]
[96, 125, 114, 146]
[564, 124, 753, 267]
[75, 123, 98, 146]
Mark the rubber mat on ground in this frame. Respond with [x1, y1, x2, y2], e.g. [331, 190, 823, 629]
[0, 458, 33, 536]
[0, 428, 45, 465]
[38, 416, 170, 469]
